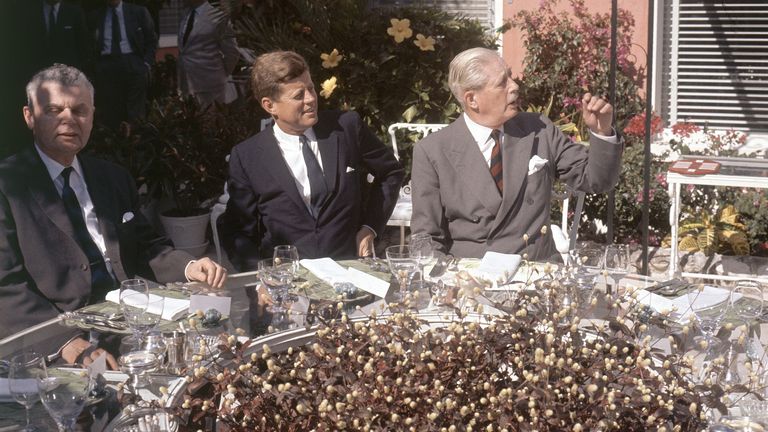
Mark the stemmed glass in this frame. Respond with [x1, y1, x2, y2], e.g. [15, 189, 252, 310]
[9, 351, 46, 432]
[258, 258, 295, 331]
[685, 284, 732, 351]
[120, 280, 163, 347]
[385, 245, 419, 303]
[601, 244, 631, 294]
[273, 245, 300, 279]
[409, 233, 434, 291]
[731, 281, 765, 362]
[38, 367, 91, 432]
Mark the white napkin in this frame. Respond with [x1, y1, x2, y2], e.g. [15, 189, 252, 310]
[106, 289, 190, 321]
[0, 377, 37, 402]
[634, 285, 736, 322]
[471, 252, 522, 286]
[300, 258, 390, 298]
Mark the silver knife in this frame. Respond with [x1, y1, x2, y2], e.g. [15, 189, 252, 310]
[429, 254, 454, 278]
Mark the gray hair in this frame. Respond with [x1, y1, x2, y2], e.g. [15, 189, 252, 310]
[26, 64, 94, 108]
[448, 48, 503, 107]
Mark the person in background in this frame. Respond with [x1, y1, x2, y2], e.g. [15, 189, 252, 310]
[177, 0, 240, 107]
[411, 47, 623, 260]
[0, 64, 227, 367]
[88, 0, 156, 128]
[220, 50, 404, 270]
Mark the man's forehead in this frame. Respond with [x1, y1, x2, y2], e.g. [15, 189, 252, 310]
[34, 81, 92, 102]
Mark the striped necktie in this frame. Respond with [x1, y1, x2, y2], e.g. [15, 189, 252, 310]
[489, 129, 503, 194]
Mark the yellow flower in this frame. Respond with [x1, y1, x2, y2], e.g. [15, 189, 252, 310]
[320, 49, 343, 69]
[320, 76, 338, 99]
[386, 18, 413, 43]
[413, 34, 435, 51]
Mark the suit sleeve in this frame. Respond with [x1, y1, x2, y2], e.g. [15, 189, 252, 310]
[543, 114, 624, 193]
[411, 141, 450, 254]
[139, 6, 157, 66]
[219, 147, 263, 271]
[354, 115, 405, 237]
[0, 189, 77, 344]
[218, 17, 239, 76]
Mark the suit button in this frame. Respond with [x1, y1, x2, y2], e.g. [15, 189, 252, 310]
[471, 216, 480, 223]
[80, 263, 88, 271]
[527, 198, 534, 205]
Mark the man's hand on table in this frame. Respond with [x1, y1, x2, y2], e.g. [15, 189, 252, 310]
[185, 257, 227, 288]
[356, 226, 375, 257]
[62, 337, 119, 370]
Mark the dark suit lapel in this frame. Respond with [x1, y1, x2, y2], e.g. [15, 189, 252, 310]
[261, 133, 313, 216]
[22, 148, 78, 243]
[444, 117, 502, 215]
[123, 4, 137, 51]
[491, 119, 535, 233]
[80, 157, 124, 279]
[317, 134, 339, 195]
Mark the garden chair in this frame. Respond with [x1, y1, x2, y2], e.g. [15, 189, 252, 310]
[210, 118, 274, 263]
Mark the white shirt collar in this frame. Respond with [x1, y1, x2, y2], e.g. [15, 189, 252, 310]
[35, 144, 84, 183]
[463, 113, 500, 147]
[272, 122, 317, 145]
[44, 2, 60, 13]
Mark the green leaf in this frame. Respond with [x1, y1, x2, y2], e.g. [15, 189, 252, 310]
[402, 105, 419, 123]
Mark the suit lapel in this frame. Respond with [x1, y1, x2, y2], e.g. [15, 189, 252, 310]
[261, 133, 313, 216]
[80, 157, 124, 279]
[491, 119, 535, 233]
[22, 148, 78, 243]
[317, 134, 339, 196]
[123, 4, 136, 50]
[444, 118, 502, 215]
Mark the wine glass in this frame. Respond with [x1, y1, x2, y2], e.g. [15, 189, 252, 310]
[119, 279, 149, 346]
[731, 280, 765, 361]
[121, 290, 163, 348]
[409, 233, 434, 291]
[385, 245, 419, 303]
[273, 245, 300, 280]
[9, 351, 46, 432]
[257, 258, 295, 331]
[601, 244, 631, 294]
[684, 284, 731, 351]
[38, 367, 91, 432]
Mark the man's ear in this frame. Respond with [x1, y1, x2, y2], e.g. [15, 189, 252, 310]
[261, 97, 276, 116]
[464, 91, 479, 112]
[22, 106, 34, 130]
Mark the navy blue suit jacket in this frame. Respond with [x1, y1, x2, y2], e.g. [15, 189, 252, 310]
[221, 111, 404, 270]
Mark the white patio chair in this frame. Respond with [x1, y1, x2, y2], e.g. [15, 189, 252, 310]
[210, 118, 274, 263]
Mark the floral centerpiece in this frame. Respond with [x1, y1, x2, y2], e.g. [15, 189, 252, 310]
[169, 259, 753, 431]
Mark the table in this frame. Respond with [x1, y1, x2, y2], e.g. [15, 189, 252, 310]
[667, 155, 768, 282]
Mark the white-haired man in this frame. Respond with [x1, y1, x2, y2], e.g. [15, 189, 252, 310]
[411, 47, 623, 260]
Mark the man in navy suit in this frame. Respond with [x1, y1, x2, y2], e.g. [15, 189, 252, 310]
[0, 64, 226, 365]
[88, 0, 156, 127]
[221, 50, 404, 270]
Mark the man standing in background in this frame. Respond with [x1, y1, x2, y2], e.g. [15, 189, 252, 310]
[177, 0, 240, 107]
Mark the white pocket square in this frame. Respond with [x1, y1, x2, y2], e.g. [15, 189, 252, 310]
[121, 212, 134, 223]
[527, 155, 549, 175]
[346, 166, 355, 173]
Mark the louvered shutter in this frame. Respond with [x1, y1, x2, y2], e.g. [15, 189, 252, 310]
[663, 0, 768, 133]
[372, 0, 494, 30]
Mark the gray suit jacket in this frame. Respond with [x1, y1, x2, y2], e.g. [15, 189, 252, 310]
[177, 2, 239, 98]
[0, 147, 191, 340]
[411, 113, 623, 260]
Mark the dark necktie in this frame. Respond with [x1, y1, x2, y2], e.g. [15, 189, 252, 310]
[60, 167, 115, 298]
[48, 6, 56, 35]
[182, 9, 195, 46]
[111, 7, 121, 55]
[489, 129, 503, 194]
[300, 135, 328, 218]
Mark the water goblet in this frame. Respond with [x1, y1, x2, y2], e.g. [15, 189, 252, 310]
[121, 291, 163, 348]
[38, 367, 91, 432]
[409, 233, 435, 291]
[273, 245, 300, 279]
[685, 284, 731, 352]
[9, 351, 46, 432]
[258, 258, 295, 331]
[385, 245, 419, 303]
[601, 244, 631, 294]
[731, 280, 765, 361]
[119, 279, 150, 346]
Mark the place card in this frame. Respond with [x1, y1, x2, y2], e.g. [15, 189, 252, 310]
[190, 295, 231, 317]
[346, 267, 390, 298]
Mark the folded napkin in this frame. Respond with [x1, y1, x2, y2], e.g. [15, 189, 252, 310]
[300, 258, 390, 298]
[106, 289, 190, 321]
[634, 285, 737, 322]
[471, 252, 522, 287]
[0, 377, 37, 402]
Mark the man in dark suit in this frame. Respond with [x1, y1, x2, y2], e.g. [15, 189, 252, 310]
[88, 0, 156, 128]
[221, 51, 404, 270]
[412, 47, 623, 260]
[0, 64, 226, 365]
[36, 0, 92, 73]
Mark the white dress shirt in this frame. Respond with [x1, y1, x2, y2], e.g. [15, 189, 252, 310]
[43, 2, 60, 31]
[101, 1, 133, 55]
[272, 123, 323, 213]
[463, 113, 619, 167]
[35, 145, 109, 260]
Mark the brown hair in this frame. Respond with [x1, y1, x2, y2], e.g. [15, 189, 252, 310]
[250, 50, 310, 100]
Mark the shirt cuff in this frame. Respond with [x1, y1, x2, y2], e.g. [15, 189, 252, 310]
[361, 225, 377, 238]
[184, 260, 196, 282]
[590, 128, 618, 144]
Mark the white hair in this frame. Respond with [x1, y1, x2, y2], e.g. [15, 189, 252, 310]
[448, 48, 503, 108]
[25, 64, 94, 109]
